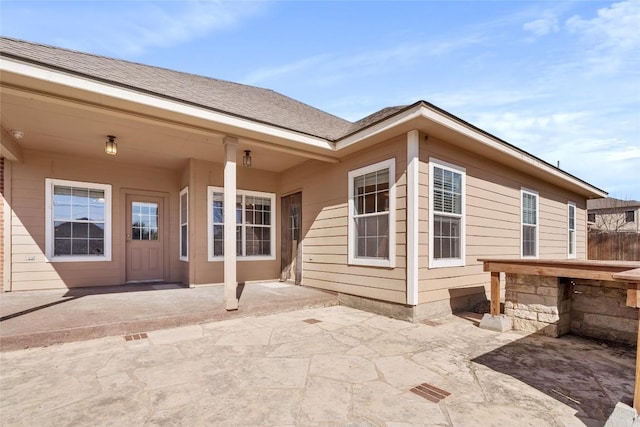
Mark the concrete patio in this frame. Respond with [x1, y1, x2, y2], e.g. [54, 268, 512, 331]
[0, 282, 338, 351]
[0, 303, 635, 426]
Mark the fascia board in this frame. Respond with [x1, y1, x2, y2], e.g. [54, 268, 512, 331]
[0, 57, 334, 151]
[337, 104, 607, 198]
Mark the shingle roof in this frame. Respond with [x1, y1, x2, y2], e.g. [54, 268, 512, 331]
[0, 37, 355, 141]
[347, 105, 409, 135]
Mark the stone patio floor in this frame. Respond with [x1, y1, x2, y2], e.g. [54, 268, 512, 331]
[0, 304, 635, 426]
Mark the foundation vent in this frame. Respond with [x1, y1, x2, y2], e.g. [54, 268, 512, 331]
[410, 383, 451, 403]
[124, 333, 148, 341]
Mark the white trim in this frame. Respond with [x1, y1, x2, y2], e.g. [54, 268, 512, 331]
[2, 57, 606, 199]
[521, 188, 539, 259]
[347, 158, 396, 268]
[179, 187, 188, 261]
[335, 103, 606, 199]
[1, 57, 334, 152]
[207, 186, 276, 262]
[428, 158, 466, 269]
[45, 178, 112, 262]
[406, 130, 419, 305]
[568, 202, 576, 259]
[3, 160, 12, 291]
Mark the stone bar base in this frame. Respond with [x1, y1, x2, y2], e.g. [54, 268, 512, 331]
[571, 278, 638, 344]
[504, 273, 638, 343]
[504, 274, 572, 337]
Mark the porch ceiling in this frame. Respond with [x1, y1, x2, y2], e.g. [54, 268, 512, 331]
[0, 85, 312, 172]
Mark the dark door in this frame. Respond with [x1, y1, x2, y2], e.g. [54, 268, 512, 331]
[280, 192, 302, 284]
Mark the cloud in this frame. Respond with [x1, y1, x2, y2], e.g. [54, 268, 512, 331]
[523, 16, 560, 36]
[241, 33, 486, 86]
[243, 54, 330, 86]
[21, 1, 267, 57]
[565, 0, 640, 72]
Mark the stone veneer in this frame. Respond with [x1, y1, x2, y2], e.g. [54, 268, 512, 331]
[570, 278, 638, 344]
[503, 273, 572, 338]
[504, 273, 638, 344]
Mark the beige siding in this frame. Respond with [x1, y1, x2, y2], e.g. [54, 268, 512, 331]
[10, 149, 181, 290]
[418, 136, 589, 305]
[280, 136, 407, 304]
[187, 158, 281, 285]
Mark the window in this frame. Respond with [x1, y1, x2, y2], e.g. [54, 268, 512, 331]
[521, 189, 539, 258]
[625, 210, 635, 223]
[45, 178, 111, 262]
[132, 202, 159, 241]
[429, 159, 466, 268]
[348, 159, 396, 268]
[207, 187, 276, 261]
[587, 212, 596, 223]
[180, 187, 188, 261]
[568, 202, 576, 259]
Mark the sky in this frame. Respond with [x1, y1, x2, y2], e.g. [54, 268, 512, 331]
[1, 0, 639, 200]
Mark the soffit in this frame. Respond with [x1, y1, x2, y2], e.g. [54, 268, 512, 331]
[0, 87, 307, 172]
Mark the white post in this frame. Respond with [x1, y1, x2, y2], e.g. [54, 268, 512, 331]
[223, 136, 238, 310]
[406, 130, 419, 306]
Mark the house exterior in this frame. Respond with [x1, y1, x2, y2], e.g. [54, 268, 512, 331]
[587, 198, 640, 233]
[0, 37, 607, 320]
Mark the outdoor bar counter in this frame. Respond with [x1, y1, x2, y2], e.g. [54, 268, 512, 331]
[478, 258, 640, 409]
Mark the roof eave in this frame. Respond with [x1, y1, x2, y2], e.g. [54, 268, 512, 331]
[335, 101, 607, 199]
[0, 54, 338, 152]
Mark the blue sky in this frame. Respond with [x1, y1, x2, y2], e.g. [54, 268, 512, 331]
[2, 0, 639, 199]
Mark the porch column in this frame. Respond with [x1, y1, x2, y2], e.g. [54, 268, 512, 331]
[406, 130, 419, 306]
[223, 137, 238, 310]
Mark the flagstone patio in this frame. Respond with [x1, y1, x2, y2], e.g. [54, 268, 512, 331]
[0, 305, 634, 426]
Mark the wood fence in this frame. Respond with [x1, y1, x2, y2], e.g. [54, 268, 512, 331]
[588, 232, 640, 261]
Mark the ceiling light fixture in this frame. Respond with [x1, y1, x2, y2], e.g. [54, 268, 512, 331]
[105, 135, 117, 155]
[243, 150, 252, 168]
[11, 130, 24, 140]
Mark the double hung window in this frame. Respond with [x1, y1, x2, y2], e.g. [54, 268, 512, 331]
[179, 187, 188, 260]
[348, 159, 396, 267]
[45, 178, 111, 262]
[521, 189, 539, 258]
[208, 187, 275, 261]
[568, 203, 576, 258]
[429, 159, 465, 268]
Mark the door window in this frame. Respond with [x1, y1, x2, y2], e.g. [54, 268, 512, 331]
[132, 202, 159, 240]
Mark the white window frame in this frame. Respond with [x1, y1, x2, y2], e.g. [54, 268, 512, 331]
[428, 158, 466, 269]
[347, 158, 396, 268]
[179, 187, 188, 261]
[568, 202, 576, 259]
[521, 188, 539, 259]
[207, 186, 276, 261]
[45, 178, 112, 262]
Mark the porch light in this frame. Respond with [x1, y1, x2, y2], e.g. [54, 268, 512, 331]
[243, 150, 252, 167]
[105, 135, 117, 155]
